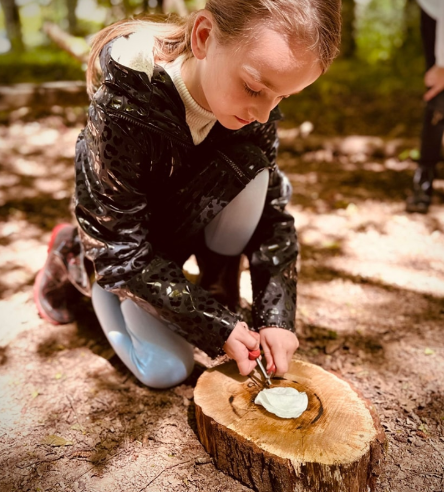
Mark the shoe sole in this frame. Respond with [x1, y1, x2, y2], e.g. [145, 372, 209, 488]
[33, 223, 74, 325]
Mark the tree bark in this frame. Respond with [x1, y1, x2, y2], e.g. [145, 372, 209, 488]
[194, 359, 385, 492]
[0, 0, 24, 53]
[397, 0, 421, 61]
[341, 0, 356, 58]
[66, 0, 78, 35]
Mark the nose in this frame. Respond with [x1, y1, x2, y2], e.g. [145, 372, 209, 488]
[250, 100, 276, 124]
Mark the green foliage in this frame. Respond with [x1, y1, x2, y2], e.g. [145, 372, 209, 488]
[0, 47, 84, 84]
[279, 57, 425, 137]
[355, 0, 422, 65]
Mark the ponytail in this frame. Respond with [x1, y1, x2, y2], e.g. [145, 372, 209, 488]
[86, 13, 196, 97]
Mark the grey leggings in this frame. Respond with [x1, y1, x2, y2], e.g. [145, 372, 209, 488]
[92, 169, 269, 388]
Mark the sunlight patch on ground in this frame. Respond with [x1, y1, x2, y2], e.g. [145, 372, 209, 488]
[0, 222, 50, 297]
[0, 291, 38, 344]
[289, 201, 444, 297]
[298, 278, 407, 335]
[328, 257, 444, 297]
[0, 373, 34, 438]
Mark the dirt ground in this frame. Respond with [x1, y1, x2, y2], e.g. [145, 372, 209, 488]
[0, 112, 443, 492]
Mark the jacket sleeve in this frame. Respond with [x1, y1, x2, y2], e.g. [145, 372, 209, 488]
[243, 121, 298, 332]
[74, 97, 239, 358]
[435, 0, 444, 67]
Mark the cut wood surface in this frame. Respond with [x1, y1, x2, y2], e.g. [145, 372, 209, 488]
[194, 359, 386, 492]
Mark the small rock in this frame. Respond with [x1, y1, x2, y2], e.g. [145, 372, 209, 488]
[416, 430, 428, 439]
[396, 471, 407, 480]
[174, 385, 194, 400]
[325, 340, 342, 354]
[195, 456, 212, 465]
[393, 435, 407, 443]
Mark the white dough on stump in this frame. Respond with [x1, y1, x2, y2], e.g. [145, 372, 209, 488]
[194, 359, 386, 492]
[254, 387, 308, 418]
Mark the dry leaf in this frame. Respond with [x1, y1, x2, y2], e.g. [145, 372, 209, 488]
[71, 423, 86, 434]
[42, 435, 73, 446]
[418, 423, 429, 434]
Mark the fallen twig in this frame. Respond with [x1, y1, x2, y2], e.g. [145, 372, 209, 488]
[138, 458, 194, 491]
[16, 453, 66, 469]
[70, 448, 129, 482]
[43, 22, 90, 63]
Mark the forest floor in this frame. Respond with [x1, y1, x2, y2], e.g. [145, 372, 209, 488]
[0, 112, 443, 492]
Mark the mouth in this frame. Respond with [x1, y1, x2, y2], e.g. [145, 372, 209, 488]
[235, 116, 254, 125]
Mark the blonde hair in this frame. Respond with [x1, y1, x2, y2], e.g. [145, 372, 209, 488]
[87, 0, 341, 97]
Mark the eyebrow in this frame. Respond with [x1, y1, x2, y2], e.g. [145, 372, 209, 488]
[243, 66, 279, 92]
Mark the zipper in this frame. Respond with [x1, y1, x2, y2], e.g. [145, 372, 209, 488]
[106, 107, 192, 149]
[217, 151, 251, 186]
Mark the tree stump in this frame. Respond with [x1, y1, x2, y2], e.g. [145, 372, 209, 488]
[194, 359, 385, 492]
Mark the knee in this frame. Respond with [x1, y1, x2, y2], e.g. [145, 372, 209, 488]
[134, 351, 195, 389]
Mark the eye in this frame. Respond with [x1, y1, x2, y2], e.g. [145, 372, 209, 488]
[244, 82, 261, 98]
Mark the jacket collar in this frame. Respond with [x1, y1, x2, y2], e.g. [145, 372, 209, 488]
[99, 37, 282, 146]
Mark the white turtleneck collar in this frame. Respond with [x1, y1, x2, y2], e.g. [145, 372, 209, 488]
[163, 55, 217, 145]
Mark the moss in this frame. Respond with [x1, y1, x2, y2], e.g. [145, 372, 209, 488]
[0, 47, 84, 84]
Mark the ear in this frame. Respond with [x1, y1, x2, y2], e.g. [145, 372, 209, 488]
[191, 11, 215, 60]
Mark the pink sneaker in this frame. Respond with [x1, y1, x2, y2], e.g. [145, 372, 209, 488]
[34, 224, 81, 324]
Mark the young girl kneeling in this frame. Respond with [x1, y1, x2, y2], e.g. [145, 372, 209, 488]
[34, 0, 342, 388]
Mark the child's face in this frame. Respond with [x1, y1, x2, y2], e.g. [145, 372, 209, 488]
[192, 25, 322, 130]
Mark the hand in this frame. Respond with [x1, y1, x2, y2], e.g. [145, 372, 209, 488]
[260, 327, 299, 377]
[424, 65, 444, 101]
[223, 321, 260, 376]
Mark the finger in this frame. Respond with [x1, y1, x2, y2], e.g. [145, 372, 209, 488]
[262, 349, 277, 374]
[271, 345, 288, 376]
[237, 358, 257, 377]
[290, 336, 300, 354]
[424, 85, 441, 101]
[244, 331, 260, 352]
[250, 331, 261, 343]
[294, 336, 300, 350]
[259, 335, 272, 368]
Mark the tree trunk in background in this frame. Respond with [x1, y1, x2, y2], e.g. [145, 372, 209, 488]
[66, 0, 78, 35]
[400, 0, 421, 59]
[341, 0, 356, 58]
[403, 0, 418, 41]
[0, 0, 24, 53]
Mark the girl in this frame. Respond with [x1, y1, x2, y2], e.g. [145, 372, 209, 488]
[34, 0, 342, 388]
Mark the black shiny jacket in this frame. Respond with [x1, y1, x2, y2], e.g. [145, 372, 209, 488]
[74, 39, 298, 358]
